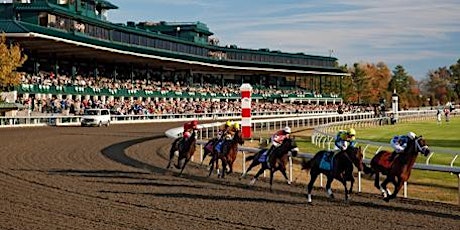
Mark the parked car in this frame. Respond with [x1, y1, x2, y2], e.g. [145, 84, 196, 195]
[81, 109, 111, 127]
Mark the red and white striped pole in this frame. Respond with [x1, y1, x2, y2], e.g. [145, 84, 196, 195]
[240, 83, 252, 138]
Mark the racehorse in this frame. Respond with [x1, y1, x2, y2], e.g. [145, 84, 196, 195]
[208, 130, 244, 178]
[166, 130, 197, 176]
[301, 146, 363, 204]
[240, 137, 299, 191]
[367, 136, 430, 202]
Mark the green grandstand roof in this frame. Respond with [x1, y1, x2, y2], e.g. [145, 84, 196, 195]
[0, 20, 29, 33]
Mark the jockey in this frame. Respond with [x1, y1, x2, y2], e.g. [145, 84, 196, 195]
[215, 120, 233, 154]
[227, 122, 240, 138]
[334, 128, 357, 151]
[266, 126, 291, 167]
[327, 128, 357, 161]
[183, 120, 199, 140]
[389, 131, 416, 161]
[217, 120, 232, 139]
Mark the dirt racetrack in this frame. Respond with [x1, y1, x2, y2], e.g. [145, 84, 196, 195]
[0, 122, 458, 230]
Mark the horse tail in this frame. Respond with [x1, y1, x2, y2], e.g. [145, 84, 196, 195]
[301, 158, 313, 171]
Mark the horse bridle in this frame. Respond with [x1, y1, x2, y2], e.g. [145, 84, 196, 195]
[415, 137, 429, 154]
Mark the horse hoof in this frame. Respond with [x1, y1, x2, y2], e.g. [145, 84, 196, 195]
[329, 194, 335, 199]
[249, 178, 256, 186]
[307, 202, 313, 206]
[383, 197, 390, 202]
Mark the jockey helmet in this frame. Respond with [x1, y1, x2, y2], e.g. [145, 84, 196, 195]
[225, 120, 232, 127]
[233, 122, 240, 130]
[407, 131, 416, 140]
[191, 120, 198, 126]
[283, 126, 291, 134]
[183, 132, 191, 139]
[348, 128, 356, 136]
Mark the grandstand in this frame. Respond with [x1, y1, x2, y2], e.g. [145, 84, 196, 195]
[0, 0, 347, 111]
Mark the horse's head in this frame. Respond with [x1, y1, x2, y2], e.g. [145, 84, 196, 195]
[345, 146, 363, 171]
[235, 130, 245, 145]
[414, 136, 430, 157]
[281, 137, 299, 157]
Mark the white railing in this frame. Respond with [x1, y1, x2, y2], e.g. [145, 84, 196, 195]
[0, 109, 341, 128]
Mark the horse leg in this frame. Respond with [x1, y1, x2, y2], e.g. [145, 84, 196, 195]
[346, 170, 355, 194]
[240, 161, 258, 179]
[280, 167, 291, 185]
[178, 158, 189, 176]
[269, 169, 275, 192]
[221, 159, 227, 179]
[228, 159, 234, 174]
[325, 175, 334, 199]
[307, 171, 319, 204]
[373, 171, 380, 190]
[207, 155, 215, 177]
[250, 167, 264, 186]
[380, 176, 393, 200]
[338, 172, 351, 201]
[386, 176, 403, 201]
[215, 156, 221, 177]
[201, 149, 209, 165]
[166, 143, 177, 169]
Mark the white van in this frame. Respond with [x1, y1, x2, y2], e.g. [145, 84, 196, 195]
[81, 109, 111, 127]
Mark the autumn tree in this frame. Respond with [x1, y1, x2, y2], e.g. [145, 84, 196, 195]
[360, 62, 392, 104]
[0, 34, 27, 93]
[424, 67, 452, 105]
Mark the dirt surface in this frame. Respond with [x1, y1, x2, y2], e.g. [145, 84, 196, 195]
[0, 123, 458, 230]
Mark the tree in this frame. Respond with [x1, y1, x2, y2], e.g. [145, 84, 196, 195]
[449, 59, 460, 101]
[360, 62, 392, 104]
[350, 63, 366, 104]
[388, 65, 410, 95]
[424, 67, 452, 105]
[0, 34, 27, 93]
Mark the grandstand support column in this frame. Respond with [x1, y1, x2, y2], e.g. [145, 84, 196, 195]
[240, 83, 252, 138]
[319, 76, 323, 95]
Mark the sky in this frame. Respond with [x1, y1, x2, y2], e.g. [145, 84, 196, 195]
[107, 0, 460, 80]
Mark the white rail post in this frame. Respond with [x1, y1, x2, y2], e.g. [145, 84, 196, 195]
[458, 173, 460, 205]
[289, 156, 293, 183]
[358, 172, 362, 193]
[200, 145, 203, 162]
[404, 181, 408, 198]
[242, 151, 246, 174]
